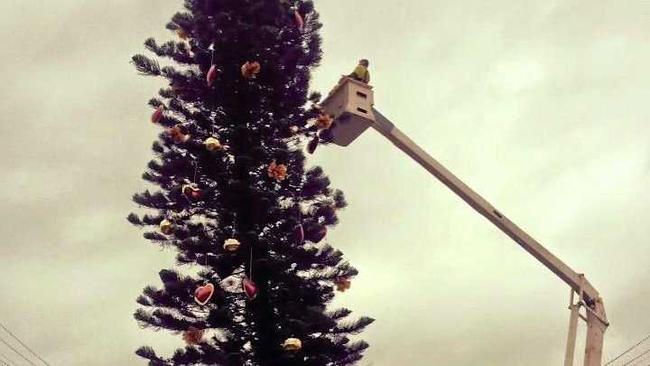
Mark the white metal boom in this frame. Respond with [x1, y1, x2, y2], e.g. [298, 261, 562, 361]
[320, 77, 608, 366]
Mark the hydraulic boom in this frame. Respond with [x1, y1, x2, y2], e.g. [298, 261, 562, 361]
[320, 76, 608, 365]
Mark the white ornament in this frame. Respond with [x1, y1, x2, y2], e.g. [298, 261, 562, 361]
[220, 275, 244, 293]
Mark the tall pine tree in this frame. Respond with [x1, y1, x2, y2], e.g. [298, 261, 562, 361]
[128, 1, 374, 365]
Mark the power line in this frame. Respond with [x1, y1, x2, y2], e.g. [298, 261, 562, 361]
[0, 324, 50, 366]
[606, 334, 650, 365]
[628, 351, 650, 366]
[624, 348, 650, 366]
[0, 337, 37, 366]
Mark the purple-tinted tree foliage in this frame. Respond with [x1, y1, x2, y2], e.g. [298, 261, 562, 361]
[128, 0, 373, 365]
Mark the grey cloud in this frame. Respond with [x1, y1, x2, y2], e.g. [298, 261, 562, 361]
[1, 1, 648, 365]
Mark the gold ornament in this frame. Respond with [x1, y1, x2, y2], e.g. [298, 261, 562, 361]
[335, 278, 352, 293]
[315, 114, 333, 130]
[267, 160, 288, 181]
[282, 338, 302, 352]
[241, 61, 261, 79]
[223, 238, 241, 252]
[177, 28, 190, 40]
[159, 219, 174, 235]
[204, 137, 222, 151]
[168, 126, 190, 143]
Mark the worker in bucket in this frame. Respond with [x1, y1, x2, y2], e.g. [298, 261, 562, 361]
[349, 59, 370, 84]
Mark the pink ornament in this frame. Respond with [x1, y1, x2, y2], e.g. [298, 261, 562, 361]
[182, 327, 205, 345]
[151, 106, 164, 123]
[194, 283, 215, 305]
[294, 224, 305, 244]
[243, 278, 258, 300]
[207, 65, 218, 87]
[294, 10, 304, 30]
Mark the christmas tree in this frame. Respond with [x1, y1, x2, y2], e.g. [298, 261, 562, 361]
[128, 1, 374, 365]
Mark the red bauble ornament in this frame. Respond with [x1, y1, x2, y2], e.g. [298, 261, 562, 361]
[294, 10, 304, 30]
[242, 278, 258, 300]
[151, 106, 164, 123]
[194, 283, 215, 305]
[207, 65, 218, 87]
[183, 184, 203, 200]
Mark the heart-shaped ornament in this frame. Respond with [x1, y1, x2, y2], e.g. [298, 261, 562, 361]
[294, 10, 304, 30]
[194, 283, 215, 305]
[183, 184, 203, 200]
[151, 106, 164, 124]
[242, 278, 258, 300]
[207, 65, 218, 87]
[294, 224, 305, 244]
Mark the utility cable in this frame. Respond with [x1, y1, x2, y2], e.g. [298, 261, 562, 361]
[0, 324, 50, 366]
[606, 334, 650, 365]
[623, 348, 650, 366]
[628, 351, 650, 366]
[0, 337, 37, 366]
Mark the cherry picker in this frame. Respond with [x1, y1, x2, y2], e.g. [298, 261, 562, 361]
[320, 76, 609, 366]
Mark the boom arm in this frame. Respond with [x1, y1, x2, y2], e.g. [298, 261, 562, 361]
[370, 108, 608, 366]
[319, 76, 607, 365]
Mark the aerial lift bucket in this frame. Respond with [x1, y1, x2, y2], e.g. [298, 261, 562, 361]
[320, 76, 376, 146]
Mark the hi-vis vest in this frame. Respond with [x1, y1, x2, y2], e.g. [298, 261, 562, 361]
[351, 65, 370, 84]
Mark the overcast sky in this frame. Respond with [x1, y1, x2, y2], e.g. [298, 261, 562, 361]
[1, 1, 649, 365]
